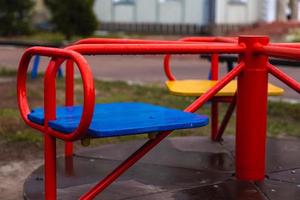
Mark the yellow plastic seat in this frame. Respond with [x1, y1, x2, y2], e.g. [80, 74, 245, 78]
[166, 80, 284, 97]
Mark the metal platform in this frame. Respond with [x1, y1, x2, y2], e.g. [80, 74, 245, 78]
[24, 136, 300, 200]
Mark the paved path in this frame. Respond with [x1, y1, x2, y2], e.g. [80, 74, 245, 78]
[1, 46, 300, 101]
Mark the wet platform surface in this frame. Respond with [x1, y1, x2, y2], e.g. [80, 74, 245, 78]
[24, 136, 300, 200]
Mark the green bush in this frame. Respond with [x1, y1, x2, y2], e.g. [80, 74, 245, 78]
[0, 0, 34, 36]
[45, 0, 98, 40]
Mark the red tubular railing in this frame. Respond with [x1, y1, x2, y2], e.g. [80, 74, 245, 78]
[268, 64, 300, 94]
[66, 43, 245, 55]
[162, 37, 237, 142]
[17, 47, 95, 141]
[178, 36, 238, 43]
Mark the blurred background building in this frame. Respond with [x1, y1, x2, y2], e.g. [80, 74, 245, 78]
[32, 0, 300, 36]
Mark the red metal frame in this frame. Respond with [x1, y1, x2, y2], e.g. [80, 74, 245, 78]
[62, 37, 239, 175]
[163, 38, 238, 141]
[211, 53, 219, 140]
[17, 36, 300, 199]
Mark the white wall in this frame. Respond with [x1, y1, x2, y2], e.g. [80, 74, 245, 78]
[262, 0, 277, 22]
[215, 0, 263, 24]
[94, 0, 112, 21]
[136, 0, 157, 23]
[114, 5, 135, 22]
[184, 0, 206, 24]
[94, 0, 264, 25]
[158, 0, 182, 23]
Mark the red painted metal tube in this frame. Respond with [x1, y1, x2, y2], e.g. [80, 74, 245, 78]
[162, 38, 235, 81]
[67, 43, 245, 55]
[17, 47, 95, 141]
[73, 38, 187, 45]
[211, 54, 219, 140]
[268, 64, 300, 94]
[236, 36, 269, 180]
[44, 133, 57, 200]
[215, 37, 238, 43]
[186, 62, 245, 113]
[64, 59, 74, 168]
[80, 62, 244, 200]
[255, 44, 300, 60]
[74, 37, 237, 46]
[44, 56, 95, 141]
[216, 94, 237, 141]
[270, 42, 300, 48]
[43, 59, 59, 200]
[69, 43, 244, 82]
[180, 37, 238, 43]
[65, 60, 74, 106]
[211, 102, 219, 140]
[211, 54, 219, 80]
[163, 54, 176, 80]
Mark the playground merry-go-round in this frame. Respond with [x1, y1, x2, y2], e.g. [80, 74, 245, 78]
[18, 36, 300, 199]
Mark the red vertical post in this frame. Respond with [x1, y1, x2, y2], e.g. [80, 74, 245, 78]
[44, 134, 57, 199]
[211, 54, 219, 141]
[65, 60, 74, 157]
[44, 60, 58, 199]
[236, 36, 269, 180]
[65, 60, 74, 176]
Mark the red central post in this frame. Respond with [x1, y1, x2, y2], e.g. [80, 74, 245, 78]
[236, 36, 269, 180]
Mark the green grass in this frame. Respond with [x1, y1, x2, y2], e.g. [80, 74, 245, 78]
[0, 67, 17, 76]
[19, 31, 66, 43]
[1, 31, 150, 45]
[0, 71, 299, 146]
[286, 28, 300, 42]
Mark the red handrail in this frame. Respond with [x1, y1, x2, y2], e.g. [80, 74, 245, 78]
[17, 47, 95, 141]
[163, 37, 238, 81]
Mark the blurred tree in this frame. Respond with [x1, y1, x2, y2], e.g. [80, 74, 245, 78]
[45, 0, 98, 40]
[0, 0, 34, 36]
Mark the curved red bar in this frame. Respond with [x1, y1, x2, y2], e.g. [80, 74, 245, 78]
[163, 54, 175, 81]
[162, 37, 239, 81]
[17, 47, 95, 141]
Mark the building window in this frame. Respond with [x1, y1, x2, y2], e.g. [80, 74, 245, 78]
[228, 0, 247, 5]
[159, 0, 181, 3]
[113, 0, 135, 5]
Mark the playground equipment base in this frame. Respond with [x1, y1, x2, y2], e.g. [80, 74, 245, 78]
[24, 136, 300, 200]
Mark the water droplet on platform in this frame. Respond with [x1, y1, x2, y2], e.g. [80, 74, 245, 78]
[200, 179, 207, 184]
[291, 170, 296, 174]
[271, 189, 276, 192]
[89, 159, 95, 162]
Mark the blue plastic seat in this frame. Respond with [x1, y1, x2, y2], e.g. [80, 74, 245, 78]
[28, 102, 209, 138]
